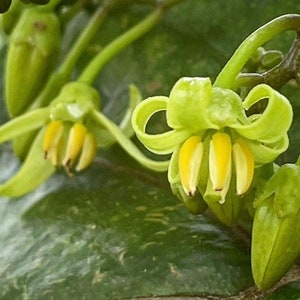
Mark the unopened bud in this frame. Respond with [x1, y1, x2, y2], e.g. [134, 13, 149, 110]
[5, 7, 61, 116]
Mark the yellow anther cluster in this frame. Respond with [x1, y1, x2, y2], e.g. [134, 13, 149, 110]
[179, 132, 254, 201]
[43, 121, 97, 173]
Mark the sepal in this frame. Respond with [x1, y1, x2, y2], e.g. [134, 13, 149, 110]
[50, 82, 100, 122]
[171, 182, 208, 215]
[207, 179, 243, 226]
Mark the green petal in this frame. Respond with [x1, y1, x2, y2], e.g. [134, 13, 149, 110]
[168, 147, 180, 185]
[87, 85, 142, 148]
[49, 82, 100, 123]
[91, 110, 169, 172]
[132, 95, 190, 154]
[0, 107, 49, 144]
[167, 77, 217, 131]
[0, 128, 55, 197]
[247, 134, 289, 165]
[208, 87, 249, 127]
[119, 84, 142, 138]
[233, 84, 293, 143]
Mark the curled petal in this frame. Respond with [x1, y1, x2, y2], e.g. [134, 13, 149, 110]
[232, 139, 254, 195]
[233, 84, 293, 143]
[167, 77, 217, 131]
[119, 84, 142, 137]
[92, 110, 169, 172]
[131, 95, 190, 154]
[209, 132, 232, 193]
[179, 136, 203, 196]
[247, 134, 289, 165]
[86, 85, 143, 148]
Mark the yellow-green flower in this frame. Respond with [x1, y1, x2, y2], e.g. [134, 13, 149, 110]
[0, 82, 168, 197]
[43, 121, 97, 173]
[132, 77, 292, 213]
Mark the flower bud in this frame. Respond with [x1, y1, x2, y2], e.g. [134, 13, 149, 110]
[5, 7, 61, 116]
[252, 164, 300, 290]
[260, 50, 283, 70]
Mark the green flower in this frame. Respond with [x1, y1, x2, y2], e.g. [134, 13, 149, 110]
[132, 77, 292, 208]
[0, 82, 168, 197]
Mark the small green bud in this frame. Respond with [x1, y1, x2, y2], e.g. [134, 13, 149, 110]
[252, 164, 300, 290]
[5, 7, 61, 116]
[260, 50, 283, 70]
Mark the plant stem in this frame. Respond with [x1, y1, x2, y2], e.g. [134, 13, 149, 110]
[78, 8, 163, 85]
[58, 3, 116, 77]
[214, 14, 300, 89]
[30, 2, 117, 110]
[39, 0, 62, 11]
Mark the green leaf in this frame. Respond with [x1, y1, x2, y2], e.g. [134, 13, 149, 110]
[0, 153, 252, 299]
[266, 282, 300, 300]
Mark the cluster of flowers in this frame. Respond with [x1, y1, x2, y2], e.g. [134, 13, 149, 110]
[1, 0, 300, 291]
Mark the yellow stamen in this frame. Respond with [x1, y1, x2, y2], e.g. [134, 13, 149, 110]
[179, 135, 203, 196]
[232, 139, 254, 195]
[43, 120, 64, 166]
[209, 132, 232, 192]
[76, 132, 97, 172]
[63, 123, 87, 170]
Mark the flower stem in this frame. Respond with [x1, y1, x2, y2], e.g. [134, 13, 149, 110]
[58, 2, 117, 77]
[214, 14, 300, 89]
[78, 8, 163, 85]
[38, 0, 62, 11]
[29, 2, 117, 110]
